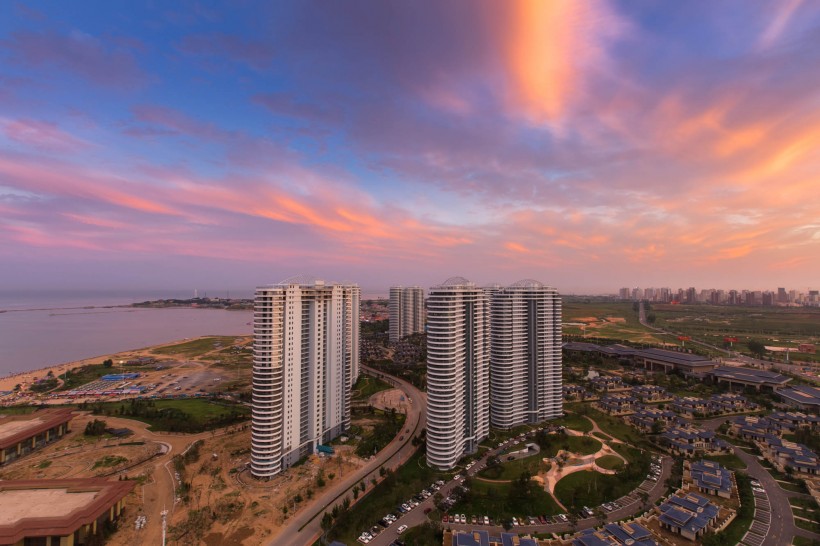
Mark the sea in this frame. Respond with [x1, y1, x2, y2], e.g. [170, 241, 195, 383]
[0, 290, 253, 377]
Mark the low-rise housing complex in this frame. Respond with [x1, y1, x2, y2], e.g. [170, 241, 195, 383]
[0, 408, 73, 467]
[628, 406, 682, 432]
[657, 492, 722, 542]
[563, 385, 593, 402]
[758, 435, 820, 476]
[563, 343, 718, 376]
[589, 376, 625, 392]
[445, 529, 539, 546]
[0, 478, 134, 546]
[658, 426, 732, 457]
[597, 393, 638, 415]
[768, 410, 820, 431]
[573, 522, 659, 546]
[685, 459, 734, 499]
[630, 385, 672, 403]
[671, 394, 757, 417]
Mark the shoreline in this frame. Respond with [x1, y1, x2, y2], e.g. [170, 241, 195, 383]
[0, 334, 250, 393]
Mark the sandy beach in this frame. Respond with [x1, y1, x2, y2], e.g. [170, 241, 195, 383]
[0, 340, 190, 393]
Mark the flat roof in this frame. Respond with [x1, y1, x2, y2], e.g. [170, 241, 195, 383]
[0, 479, 134, 543]
[0, 409, 74, 450]
[711, 366, 791, 385]
[777, 385, 820, 407]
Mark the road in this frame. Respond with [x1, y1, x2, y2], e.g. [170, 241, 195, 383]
[697, 416, 820, 546]
[369, 437, 673, 545]
[271, 367, 427, 546]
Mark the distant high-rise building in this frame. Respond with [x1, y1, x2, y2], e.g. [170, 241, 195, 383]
[388, 286, 425, 343]
[777, 287, 788, 303]
[426, 277, 490, 470]
[619, 287, 630, 300]
[250, 277, 360, 479]
[490, 280, 562, 429]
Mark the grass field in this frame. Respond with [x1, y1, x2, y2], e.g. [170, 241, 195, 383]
[57, 364, 113, 391]
[553, 413, 593, 433]
[568, 404, 648, 447]
[478, 453, 545, 481]
[704, 454, 747, 470]
[151, 336, 243, 356]
[86, 398, 250, 432]
[554, 443, 650, 509]
[0, 406, 37, 415]
[651, 304, 820, 361]
[542, 435, 601, 458]
[595, 455, 623, 470]
[450, 477, 563, 520]
[562, 300, 664, 344]
[352, 374, 392, 401]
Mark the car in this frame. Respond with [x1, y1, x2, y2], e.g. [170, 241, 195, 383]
[538, 515, 547, 524]
[750, 480, 761, 487]
[397, 524, 408, 534]
[557, 514, 568, 522]
[511, 517, 519, 526]
[471, 515, 477, 524]
[460, 514, 466, 524]
[484, 516, 490, 525]
[752, 487, 765, 494]
[453, 474, 462, 481]
[448, 515, 454, 523]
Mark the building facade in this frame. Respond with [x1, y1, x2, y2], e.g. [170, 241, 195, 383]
[426, 277, 490, 470]
[489, 281, 562, 428]
[388, 286, 425, 343]
[250, 277, 360, 479]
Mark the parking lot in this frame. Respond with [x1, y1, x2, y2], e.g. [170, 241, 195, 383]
[741, 480, 771, 546]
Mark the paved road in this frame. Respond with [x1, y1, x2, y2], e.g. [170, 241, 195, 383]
[271, 367, 427, 546]
[369, 438, 673, 545]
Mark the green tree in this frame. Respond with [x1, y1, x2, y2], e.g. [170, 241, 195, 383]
[103, 359, 114, 368]
[747, 340, 766, 356]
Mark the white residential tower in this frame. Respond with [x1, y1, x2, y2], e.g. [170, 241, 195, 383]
[389, 286, 425, 343]
[250, 276, 360, 479]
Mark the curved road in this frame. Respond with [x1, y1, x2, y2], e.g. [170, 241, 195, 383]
[270, 366, 427, 546]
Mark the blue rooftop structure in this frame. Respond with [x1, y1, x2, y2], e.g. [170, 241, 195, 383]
[452, 530, 491, 546]
[574, 522, 658, 546]
[777, 385, 820, 412]
[690, 459, 733, 498]
[659, 492, 720, 541]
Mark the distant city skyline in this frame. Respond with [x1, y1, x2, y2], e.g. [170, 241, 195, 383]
[2, 3, 820, 293]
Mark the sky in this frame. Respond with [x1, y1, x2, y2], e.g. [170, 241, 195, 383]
[1, 1, 820, 296]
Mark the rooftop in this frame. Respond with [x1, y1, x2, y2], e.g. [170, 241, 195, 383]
[0, 479, 134, 543]
[710, 366, 791, 385]
[0, 409, 73, 450]
[777, 385, 820, 407]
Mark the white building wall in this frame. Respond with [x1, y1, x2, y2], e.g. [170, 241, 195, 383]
[426, 277, 489, 470]
[250, 278, 359, 479]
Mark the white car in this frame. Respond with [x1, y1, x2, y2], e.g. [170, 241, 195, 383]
[453, 474, 462, 481]
[397, 524, 408, 534]
[512, 517, 519, 526]
[460, 514, 466, 524]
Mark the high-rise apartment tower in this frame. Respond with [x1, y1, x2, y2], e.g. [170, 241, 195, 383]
[490, 280, 562, 429]
[426, 277, 490, 470]
[388, 286, 425, 343]
[250, 276, 360, 479]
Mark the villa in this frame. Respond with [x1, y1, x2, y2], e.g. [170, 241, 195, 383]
[658, 492, 721, 542]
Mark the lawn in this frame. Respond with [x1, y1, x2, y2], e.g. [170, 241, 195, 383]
[568, 404, 648, 447]
[151, 336, 242, 356]
[326, 450, 446, 545]
[478, 453, 545, 481]
[595, 455, 623, 470]
[703, 454, 747, 470]
[84, 398, 250, 432]
[57, 364, 114, 391]
[352, 374, 393, 401]
[792, 537, 820, 546]
[353, 409, 405, 458]
[553, 412, 593, 433]
[450, 476, 563, 520]
[562, 300, 664, 344]
[542, 435, 601, 458]
[553, 443, 652, 510]
[0, 406, 37, 415]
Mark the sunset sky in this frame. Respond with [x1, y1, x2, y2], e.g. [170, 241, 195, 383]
[2, 1, 819, 295]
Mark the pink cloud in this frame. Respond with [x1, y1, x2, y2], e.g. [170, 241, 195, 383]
[1, 118, 90, 152]
[5, 29, 148, 88]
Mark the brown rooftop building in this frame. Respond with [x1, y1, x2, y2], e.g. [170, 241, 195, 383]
[0, 479, 134, 546]
[0, 408, 73, 466]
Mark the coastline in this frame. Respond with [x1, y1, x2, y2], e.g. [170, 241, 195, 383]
[0, 334, 249, 393]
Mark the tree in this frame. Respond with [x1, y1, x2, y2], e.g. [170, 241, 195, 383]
[747, 340, 766, 356]
[103, 359, 114, 368]
[651, 421, 664, 434]
[594, 507, 607, 527]
[84, 419, 108, 436]
[321, 512, 333, 532]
